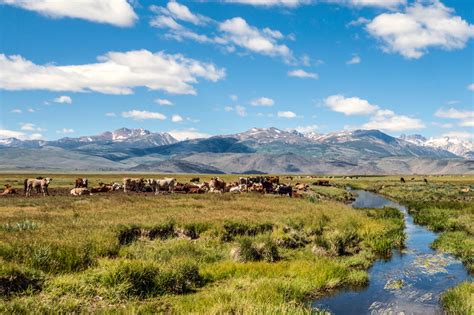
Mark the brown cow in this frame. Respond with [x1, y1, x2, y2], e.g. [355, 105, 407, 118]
[0, 184, 16, 195]
[190, 177, 200, 183]
[75, 178, 88, 188]
[209, 177, 226, 193]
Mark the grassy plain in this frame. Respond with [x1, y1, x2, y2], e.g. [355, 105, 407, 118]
[0, 173, 472, 313]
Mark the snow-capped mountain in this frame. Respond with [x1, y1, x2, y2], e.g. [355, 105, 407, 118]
[400, 134, 474, 158]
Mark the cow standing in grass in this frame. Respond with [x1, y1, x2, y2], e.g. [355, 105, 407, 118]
[24, 178, 52, 196]
[75, 178, 88, 188]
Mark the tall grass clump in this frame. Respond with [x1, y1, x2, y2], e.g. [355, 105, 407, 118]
[230, 238, 279, 262]
[1, 220, 39, 232]
[221, 221, 273, 242]
[0, 262, 43, 296]
[441, 281, 474, 315]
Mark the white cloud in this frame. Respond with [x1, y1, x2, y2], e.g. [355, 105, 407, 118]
[155, 98, 174, 106]
[0, 129, 42, 140]
[366, 1, 474, 59]
[291, 124, 319, 133]
[219, 17, 292, 60]
[331, 0, 406, 9]
[1, 0, 137, 27]
[435, 107, 474, 127]
[0, 50, 225, 95]
[168, 128, 210, 140]
[20, 122, 45, 132]
[165, 1, 207, 25]
[105, 112, 116, 117]
[432, 122, 453, 129]
[468, 83, 474, 91]
[27, 108, 35, 112]
[346, 55, 361, 65]
[235, 105, 247, 117]
[171, 114, 184, 122]
[224, 106, 234, 112]
[250, 97, 274, 106]
[441, 131, 474, 140]
[11, 109, 22, 113]
[277, 111, 297, 118]
[347, 17, 370, 27]
[224, 0, 311, 6]
[362, 109, 425, 132]
[325, 94, 378, 116]
[230, 94, 238, 101]
[288, 69, 318, 79]
[150, 15, 183, 30]
[122, 110, 166, 120]
[56, 128, 74, 134]
[54, 95, 72, 104]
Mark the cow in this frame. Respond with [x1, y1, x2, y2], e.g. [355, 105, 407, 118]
[313, 180, 330, 186]
[249, 183, 264, 193]
[295, 183, 309, 191]
[275, 184, 292, 197]
[209, 177, 226, 193]
[75, 178, 88, 188]
[111, 182, 123, 191]
[424, 178, 429, 184]
[262, 180, 274, 193]
[0, 184, 16, 195]
[267, 176, 280, 185]
[123, 178, 145, 193]
[24, 177, 52, 196]
[154, 178, 177, 194]
[70, 188, 91, 196]
[400, 177, 406, 183]
[190, 177, 200, 183]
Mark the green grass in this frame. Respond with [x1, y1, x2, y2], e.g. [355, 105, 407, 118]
[0, 173, 472, 313]
[0, 173, 409, 313]
[441, 282, 474, 315]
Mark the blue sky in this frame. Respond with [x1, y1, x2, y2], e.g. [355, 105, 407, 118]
[0, 0, 473, 141]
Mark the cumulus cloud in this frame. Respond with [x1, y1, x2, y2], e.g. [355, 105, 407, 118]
[235, 105, 247, 117]
[10, 109, 22, 113]
[441, 131, 474, 140]
[150, 3, 293, 61]
[105, 112, 116, 117]
[435, 107, 474, 127]
[54, 95, 72, 104]
[250, 97, 274, 106]
[288, 69, 318, 79]
[171, 114, 184, 122]
[0, 129, 42, 140]
[0, 50, 225, 95]
[346, 54, 361, 65]
[468, 83, 474, 91]
[20, 122, 45, 132]
[224, 0, 311, 6]
[122, 110, 166, 120]
[0, 0, 137, 27]
[56, 128, 74, 134]
[168, 128, 210, 140]
[328, 0, 406, 8]
[291, 124, 319, 133]
[219, 17, 292, 60]
[155, 98, 174, 106]
[230, 94, 238, 101]
[277, 111, 297, 118]
[362, 109, 425, 132]
[366, 1, 474, 59]
[324, 94, 378, 116]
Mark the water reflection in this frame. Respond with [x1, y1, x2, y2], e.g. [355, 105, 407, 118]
[313, 190, 471, 315]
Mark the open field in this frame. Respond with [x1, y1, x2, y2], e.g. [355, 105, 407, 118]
[0, 174, 472, 313]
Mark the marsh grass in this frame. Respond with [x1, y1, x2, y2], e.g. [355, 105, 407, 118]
[0, 173, 451, 313]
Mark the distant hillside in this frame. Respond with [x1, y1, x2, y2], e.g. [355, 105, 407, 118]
[0, 127, 472, 174]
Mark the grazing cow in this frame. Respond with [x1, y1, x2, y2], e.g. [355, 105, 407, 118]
[70, 188, 91, 196]
[313, 180, 330, 186]
[75, 178, 88, 188]
[209, 177, 226, 193]
[0, 184, 16, 195]
[400, 177, 406, 183]
[275, 184, 292, 197]
[154, 178, 177, 194]
[24, 178, 52, 196]
[123, 178, 145, 193]
[190, 177, 200, 183]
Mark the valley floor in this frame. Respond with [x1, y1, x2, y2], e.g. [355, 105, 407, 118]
[0, 174, 472, 314]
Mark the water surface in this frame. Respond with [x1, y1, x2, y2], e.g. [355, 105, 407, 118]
[313, 190, 472, 314]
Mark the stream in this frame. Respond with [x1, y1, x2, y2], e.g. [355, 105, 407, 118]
[313, 190, 472, 314]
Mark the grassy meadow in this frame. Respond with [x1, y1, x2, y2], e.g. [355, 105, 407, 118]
[0, 173, 472, 313]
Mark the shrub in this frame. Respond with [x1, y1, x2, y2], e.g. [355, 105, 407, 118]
[116, 225, 141, 245]
[102, 260, 202, 298]
[230, 238, 279, 263]
[148, 220, 176, 240]
[221, 222, 273, 242]
[324, 228, 360, 256]
[179, 222, 211, 240]
[276, 233, 309, 249]
[0, 263, 43, 296]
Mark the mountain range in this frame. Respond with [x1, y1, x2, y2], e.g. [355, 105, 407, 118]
[0, 127, 472, 174]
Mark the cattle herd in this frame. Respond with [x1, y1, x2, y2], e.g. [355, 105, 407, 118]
[1, 175, 319, 198]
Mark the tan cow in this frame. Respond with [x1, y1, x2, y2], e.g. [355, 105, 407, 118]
[24, 178, 52, 196]
[70, 188, 91, 196]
